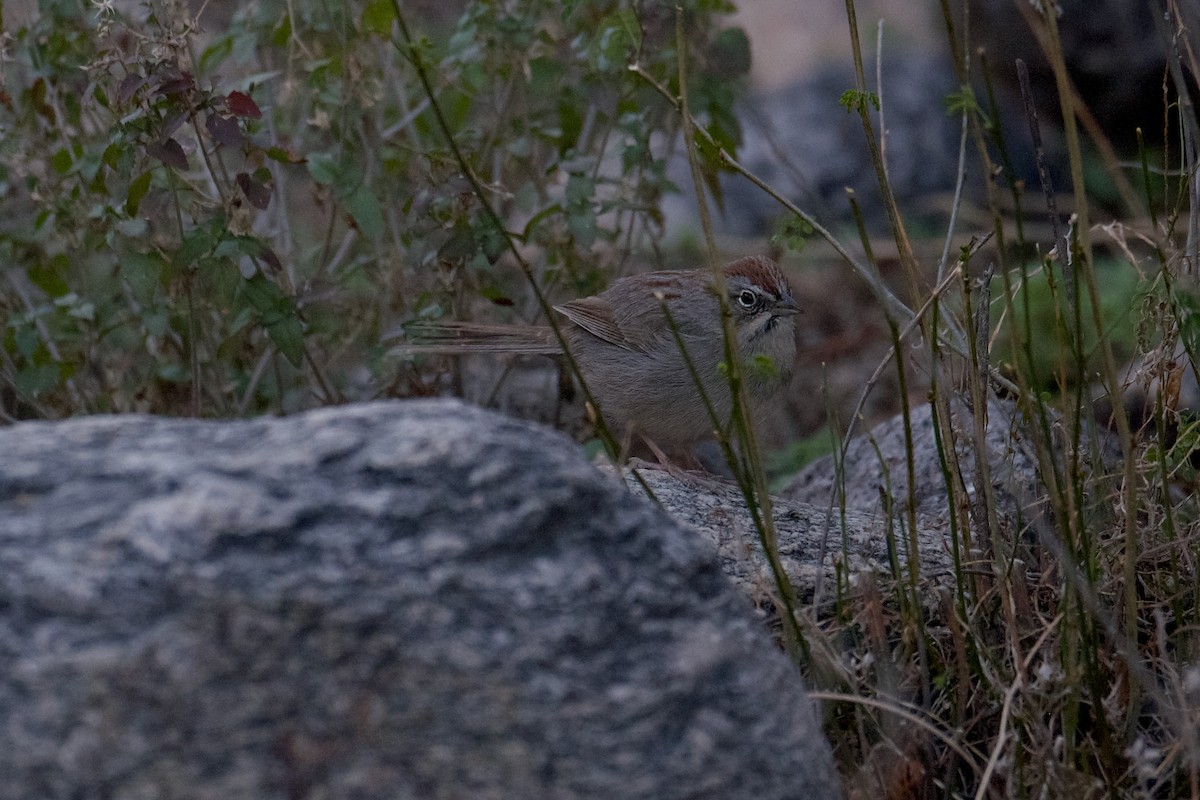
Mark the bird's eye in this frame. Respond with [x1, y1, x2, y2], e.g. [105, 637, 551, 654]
[736, 289, 758, 309]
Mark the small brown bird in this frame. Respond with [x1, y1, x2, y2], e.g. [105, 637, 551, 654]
[395, 256, 798, 454]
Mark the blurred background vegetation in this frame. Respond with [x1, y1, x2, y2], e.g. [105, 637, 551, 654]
[0, 0, 748, 420]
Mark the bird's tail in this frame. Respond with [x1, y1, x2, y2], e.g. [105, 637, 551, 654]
[386, 321, 563, 356]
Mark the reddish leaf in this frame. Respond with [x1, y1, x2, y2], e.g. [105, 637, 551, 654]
[146, 138, 188, 170]
[205, 113, 242, 148]
[258, 246, 283, 273]
[118, 74, 147, 105]
[155, 70, 195, 97]
[227, 91, 262, 119]
[161, 110, 187, 138]
[236, 171, 271, 209]
[29, 78, 55, 123]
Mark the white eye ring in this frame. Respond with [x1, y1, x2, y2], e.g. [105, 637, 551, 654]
[736, 289, 757, 308]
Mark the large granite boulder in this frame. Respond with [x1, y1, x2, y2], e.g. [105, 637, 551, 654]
[0, 400, 840, 799]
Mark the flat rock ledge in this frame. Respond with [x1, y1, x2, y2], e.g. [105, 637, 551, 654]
[623, 466, 954, 607]
[0, 399, 839, 800]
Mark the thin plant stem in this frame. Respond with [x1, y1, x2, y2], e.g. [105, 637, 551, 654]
[671, 6, 807, 663]
[842, 0, 923, 308]
[1036, 6, 1144, 701]
[961, 260, 1024, 673]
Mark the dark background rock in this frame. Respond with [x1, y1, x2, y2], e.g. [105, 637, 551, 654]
[0, 400, 839, 800]
[963, 0, 1197, 153]
[663, 51, 971, 237]
[662, 0, 1200, 240]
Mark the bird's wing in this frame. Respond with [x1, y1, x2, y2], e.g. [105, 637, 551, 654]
[555, 296, 645, 353]
[389, 321, 561, 355]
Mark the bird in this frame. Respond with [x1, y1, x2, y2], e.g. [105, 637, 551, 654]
[393, 255, 799, 458]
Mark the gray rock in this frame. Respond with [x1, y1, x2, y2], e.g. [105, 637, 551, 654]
[621, 465, 953, 603]
[783, 396, 1044, 534]
[0, 400, 840, 800]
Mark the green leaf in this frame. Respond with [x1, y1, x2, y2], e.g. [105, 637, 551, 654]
[174, 225, 217, 269]
[102, 143, 123, 170]
[50, 148, 73, 174]
[121, 250, 169, 302]
[226, 306, 256, 336]
[565, 173, 594, 206]
[157, 362, 189, 383]
[528, 57, 563, 95]
[361, 0, 396, 36]
[126, 170, 153, 216]
[271, 14, 291, 47]
[27, 254, 70, 298]
[13, 327, 39, 359]
[769, 215, 813, 253]
[438, 220, 476, 262]
[141, 309, 168, 336]
[556, 96, 583, 155]
[590, 10, 640, 71]
[346, 185, 384, 242]
[944, 87, 981, 117]
[15, 363, 60, 397]
[266, 145, 305, 164]
[437, 90, 473, 132]
[199, 35, 233, 73]
[1174, 288, 1200, 356]
[241, 273, 305, 366]
[478, 282, 514, 306]
[306, 151, 339, 186]
[839, 88, 880, 114]
[522, 203, 562, 240]
[568, 209, 597, 248]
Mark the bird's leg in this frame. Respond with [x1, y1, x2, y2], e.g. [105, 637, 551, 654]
[631, 435, 735, 492]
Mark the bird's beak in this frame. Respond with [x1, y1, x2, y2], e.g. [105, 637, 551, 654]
[773, 297, 800, 316]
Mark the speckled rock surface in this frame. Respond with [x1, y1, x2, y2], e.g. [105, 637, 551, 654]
[0, 400, 840, 800]
[622, 465, 952, 604]
[782, 397, 1045, 534]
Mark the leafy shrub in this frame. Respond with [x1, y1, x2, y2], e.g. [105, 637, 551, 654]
[0, 0, 747, 418]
